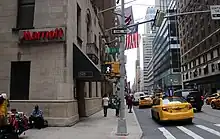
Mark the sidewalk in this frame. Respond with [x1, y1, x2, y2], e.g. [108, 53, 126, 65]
[20, 108, 143, 139]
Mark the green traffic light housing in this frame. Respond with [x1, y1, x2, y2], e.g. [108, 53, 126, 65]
[155, 10, 165, 27]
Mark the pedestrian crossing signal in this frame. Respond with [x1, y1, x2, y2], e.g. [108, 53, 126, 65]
[101, 62, 120, 77]
[101, 64, 112, 74]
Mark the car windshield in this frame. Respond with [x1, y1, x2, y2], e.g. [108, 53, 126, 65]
[162, 97, 187, 105]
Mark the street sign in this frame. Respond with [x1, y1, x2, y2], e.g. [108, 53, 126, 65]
[112, 28, 128, 34]
[210, 5, 220, 20]
[106, 47, 120, 54]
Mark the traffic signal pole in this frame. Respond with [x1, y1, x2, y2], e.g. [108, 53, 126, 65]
[116, 0, 128, 136]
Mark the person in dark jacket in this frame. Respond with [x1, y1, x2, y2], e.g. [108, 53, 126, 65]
[114, 95, 121, 117]
[29, 105, 45, 129]
[127, 94, 133, 113]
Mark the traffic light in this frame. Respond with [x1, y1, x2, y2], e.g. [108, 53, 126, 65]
[155, 10, 165, 27]
[101, 63, 112, 74]
[101, 62, 120, 76]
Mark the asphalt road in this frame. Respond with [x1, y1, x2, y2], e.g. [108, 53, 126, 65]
[134, 104, 220, 139]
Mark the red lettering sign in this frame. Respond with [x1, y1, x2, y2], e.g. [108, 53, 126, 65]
[21, 28, 64, 41]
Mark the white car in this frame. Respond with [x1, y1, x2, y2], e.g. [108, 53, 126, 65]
[133, 92, 145, 105]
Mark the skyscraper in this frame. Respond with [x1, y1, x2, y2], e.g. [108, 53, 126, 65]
[142, 7, 157, 91]
[155, 0, 171, 11]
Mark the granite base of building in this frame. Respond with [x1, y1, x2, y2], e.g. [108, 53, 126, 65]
[10, 98, 102, 126]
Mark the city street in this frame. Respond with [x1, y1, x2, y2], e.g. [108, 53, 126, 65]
[134, 105, 220, 139]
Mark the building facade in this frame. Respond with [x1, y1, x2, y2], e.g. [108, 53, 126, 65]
[152, 0, 181, 91]
[144, 58, 154, 94]
[142, 7, 157, 91]
[0, 0, 115, 126]
[177, 0, 220, 95]
[135, 47, 141, 92]
[155, 0, 171, 11]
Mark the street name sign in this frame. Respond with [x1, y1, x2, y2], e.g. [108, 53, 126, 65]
[112, 28, 128, 34]
[210, 5, 220, 20]
[106, 47, 120, 54]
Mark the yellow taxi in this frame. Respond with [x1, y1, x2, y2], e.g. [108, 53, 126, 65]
[151, 96, 194, 123]
[206, 93, 220, 105]
[210, 96, 220, 109]
[139, 95, 153, 108]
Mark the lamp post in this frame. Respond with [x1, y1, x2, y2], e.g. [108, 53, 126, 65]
[116, 0, 128, 136]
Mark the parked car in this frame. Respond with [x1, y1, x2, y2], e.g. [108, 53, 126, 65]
[210, 95, 220, 109]
[151, 96, 194, 123]
[206, 93, 220, 105]
[173, 89, 204, 112]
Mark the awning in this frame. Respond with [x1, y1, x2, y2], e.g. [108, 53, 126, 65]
[73, 43, 104, 81]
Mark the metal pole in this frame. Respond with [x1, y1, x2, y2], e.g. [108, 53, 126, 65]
[116, 0, 128, 136]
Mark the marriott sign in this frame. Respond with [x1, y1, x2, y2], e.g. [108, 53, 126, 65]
[19, 27, 66, 43]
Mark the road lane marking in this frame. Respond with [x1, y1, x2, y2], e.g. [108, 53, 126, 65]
[158, 127, 176, 139]
[177, 126, 204, 139]
[196, 125, 220, 137]
[214, 124, 220, 127]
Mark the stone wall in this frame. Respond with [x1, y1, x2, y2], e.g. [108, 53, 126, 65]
[10, 100, 79, 126]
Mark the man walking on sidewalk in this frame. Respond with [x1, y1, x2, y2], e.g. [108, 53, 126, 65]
[127, 94, 133, 113]
[114, 95, 120, 117]
[102, 94, 109, 117]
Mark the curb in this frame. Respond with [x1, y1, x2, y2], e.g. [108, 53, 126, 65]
[132, 107, 144, 139]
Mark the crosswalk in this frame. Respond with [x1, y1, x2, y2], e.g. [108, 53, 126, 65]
[156, 124, 220, 139]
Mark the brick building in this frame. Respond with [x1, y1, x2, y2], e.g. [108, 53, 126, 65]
[0, 0, 116, 126]
[177, 0, 220, 95]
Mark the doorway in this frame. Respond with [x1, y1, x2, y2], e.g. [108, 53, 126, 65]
[76, 80, 86, 117]
[10, 61, 31, 100]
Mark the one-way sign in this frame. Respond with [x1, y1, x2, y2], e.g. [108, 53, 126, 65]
[210, 5, 220, 20]
[112, 28, 128, 35]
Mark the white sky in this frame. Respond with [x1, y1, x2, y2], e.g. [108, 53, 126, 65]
[123, 0, 155, 85]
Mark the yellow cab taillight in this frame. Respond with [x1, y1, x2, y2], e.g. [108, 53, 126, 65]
[188, 104, 193, 109]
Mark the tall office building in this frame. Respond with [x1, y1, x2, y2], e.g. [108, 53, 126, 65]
[134, 34, 141, 91]
[142, 7, 156, 91]
[177, 0, 220, 95]
[152, 0, 181, 91]
[155, 0, 171, 11]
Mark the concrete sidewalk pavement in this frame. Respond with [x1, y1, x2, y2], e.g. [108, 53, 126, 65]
[21, 108, 143, 139]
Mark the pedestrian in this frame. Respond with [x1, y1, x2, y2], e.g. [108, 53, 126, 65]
[114, 95, 121, 117]
[127, 94, 133, 113]
[125, 93, 129, 108]
[102, 94, 109, 117]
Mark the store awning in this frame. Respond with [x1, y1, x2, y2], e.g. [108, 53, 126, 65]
[73, 44, 104, 81]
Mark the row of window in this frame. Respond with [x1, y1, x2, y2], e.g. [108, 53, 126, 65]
[183, 62, 220, 80]
[182, 48, 220, 71]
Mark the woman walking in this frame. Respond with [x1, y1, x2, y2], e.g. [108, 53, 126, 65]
[102, 94, 109, 117]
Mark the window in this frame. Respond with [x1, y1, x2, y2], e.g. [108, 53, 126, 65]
[96, 82, 98, 97]
[211, 64, 215, 72]
[77, 4, 81, 37]
[89, 82, 92, 97]
[17, 0, 35, 29]
[162, 97, 187, 104]
[210, 51, 214, 60]
[199, 68, 201, 75]
[204, 65, 208, 75]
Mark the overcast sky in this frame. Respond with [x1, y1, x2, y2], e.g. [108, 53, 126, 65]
[123, 0, 155, 85]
